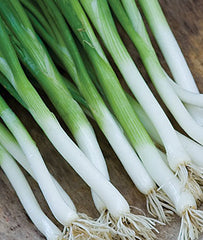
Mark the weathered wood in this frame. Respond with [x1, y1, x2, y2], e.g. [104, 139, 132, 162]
[0, 0, 202, 239]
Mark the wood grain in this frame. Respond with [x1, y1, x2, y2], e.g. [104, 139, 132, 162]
[0, 0, 202, 239]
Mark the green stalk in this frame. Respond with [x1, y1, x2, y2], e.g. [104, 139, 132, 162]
[56, 0, 153, 149]
[0, 73, 26, 108]
[2, 2, 89, 136]
[28, 11, 76, 79]
[0, 18, 50, 124]
[22, 6, 103, 105]
[13, 34, 89, 135]
[20, 0, 55, 37]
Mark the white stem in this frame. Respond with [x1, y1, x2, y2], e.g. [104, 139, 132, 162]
[167, 77, 203, 107]
[33, 111, 130, 219]
[1, 108, 78, 226]
[0, 125, 77, 211]
[157, 149, 168, 166]
[138, 0, 199, 92]
[100, 106, 156, 195]
[144, 57, 203, 145]
[75, 125, 109, 212]
[131, 100, 203, 199]
[0, 132, 112, 238]
[184, 104, 203, 126]
[0, 106, 114, 237]
[82, 106, 175, 222]
[0, 146, 63, 240]
[154, 26, 198, 93]
[121, 0, 152, 46]
[122, 61, 192, 171]
[177, 133, 203, 168]
[75, 126, 109, 180]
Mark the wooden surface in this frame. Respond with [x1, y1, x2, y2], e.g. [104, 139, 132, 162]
[0, 0, 202, 239]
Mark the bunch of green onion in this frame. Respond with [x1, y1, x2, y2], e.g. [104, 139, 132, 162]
[0, 0, 202, 239]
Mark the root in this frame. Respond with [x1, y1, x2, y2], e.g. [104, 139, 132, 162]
[186, 178, 203, 203]
[63, 213, 112, 240]
[146, 188, 175, 223]
[188, 163, 203, 186]
[97, 209, 160, 240]
[178, 208, 203, 240]
[187, 164, 203, 202]
[176, 164, 203, 202]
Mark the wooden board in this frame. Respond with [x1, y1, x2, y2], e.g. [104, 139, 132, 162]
[0, 0, 202, 239]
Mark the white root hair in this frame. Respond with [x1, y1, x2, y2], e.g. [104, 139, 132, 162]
[146, 188, 175, 223]
[188, 163, 203, 186]
[62, 213, 112, 240]
[178, 208, 203, 240]
[176, 164, 203, 201]
[97, 208, 160, 240]
[186, 178, 203, 203]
